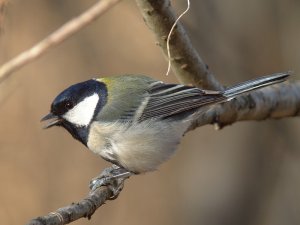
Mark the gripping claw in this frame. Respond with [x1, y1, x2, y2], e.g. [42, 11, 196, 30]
[89, 165, 132, 199]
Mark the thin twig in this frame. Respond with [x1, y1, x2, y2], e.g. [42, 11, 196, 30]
[0, 0, 122, 83]
[26, 186, 114, 225]
[136, 0, 223, 90]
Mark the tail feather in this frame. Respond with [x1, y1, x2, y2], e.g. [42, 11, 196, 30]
[223, 72, 290, 99]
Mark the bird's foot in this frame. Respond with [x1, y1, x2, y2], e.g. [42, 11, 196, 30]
[89, 165, 132, 199]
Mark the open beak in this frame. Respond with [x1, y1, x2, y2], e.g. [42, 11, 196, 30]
[41, 113, 62, 129]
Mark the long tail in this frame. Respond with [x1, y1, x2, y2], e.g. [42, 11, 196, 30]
[223, 72, 290, 99]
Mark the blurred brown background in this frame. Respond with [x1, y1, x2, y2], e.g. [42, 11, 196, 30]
[0, 0, 300, 225]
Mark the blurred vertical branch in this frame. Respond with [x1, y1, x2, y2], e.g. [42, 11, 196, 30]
[0, 0, 7, 33]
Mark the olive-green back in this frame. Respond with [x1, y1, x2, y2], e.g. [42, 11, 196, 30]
[96, 74, 155, 122]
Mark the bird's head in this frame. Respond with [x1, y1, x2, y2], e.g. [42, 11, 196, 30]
[41, 79, 107, 145]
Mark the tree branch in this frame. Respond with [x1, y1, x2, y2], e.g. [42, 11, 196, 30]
[27, 186, 114, 225]
[135, 0, 223, 90]
[134, 0, 300, 128]
[0, 0, 122, 83]
[187, 81, 300, 131]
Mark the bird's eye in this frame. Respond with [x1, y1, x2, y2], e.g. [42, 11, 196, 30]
[65, 101, 73, 110]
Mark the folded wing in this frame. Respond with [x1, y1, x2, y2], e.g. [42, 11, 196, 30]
[137, 82, 226, 121]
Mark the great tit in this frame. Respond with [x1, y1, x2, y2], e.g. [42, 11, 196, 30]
[42, 73, 289, 175]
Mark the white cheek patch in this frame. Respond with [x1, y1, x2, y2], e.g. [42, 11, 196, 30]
[63, 93, 99, 127]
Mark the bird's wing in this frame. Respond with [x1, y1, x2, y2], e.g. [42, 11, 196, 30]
[136, 81, 227, 121]
[96, 76, 226, 122]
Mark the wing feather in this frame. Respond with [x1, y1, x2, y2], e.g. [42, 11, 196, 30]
[137, 82, 226, 121]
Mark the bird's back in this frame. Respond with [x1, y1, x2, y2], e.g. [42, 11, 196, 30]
[95, 75, 156, 122]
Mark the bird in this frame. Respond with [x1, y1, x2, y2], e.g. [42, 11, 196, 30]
[42, 72, 289, 191]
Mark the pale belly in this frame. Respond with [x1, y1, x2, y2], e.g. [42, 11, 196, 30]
[87, 119, 190, 173]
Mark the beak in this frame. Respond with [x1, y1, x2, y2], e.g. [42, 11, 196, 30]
[41, 113, 62, 129]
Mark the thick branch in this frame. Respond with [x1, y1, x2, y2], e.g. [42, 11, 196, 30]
[27, 186, 113, 225]
[188, 81, 300, 131]
[0, 0, 122, 83]
[135, 0, 223, 90]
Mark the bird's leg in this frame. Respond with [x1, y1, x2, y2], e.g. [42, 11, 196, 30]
[89, 165, 133, 199]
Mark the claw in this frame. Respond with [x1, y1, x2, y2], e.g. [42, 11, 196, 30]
[89, 165, 133, 199]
